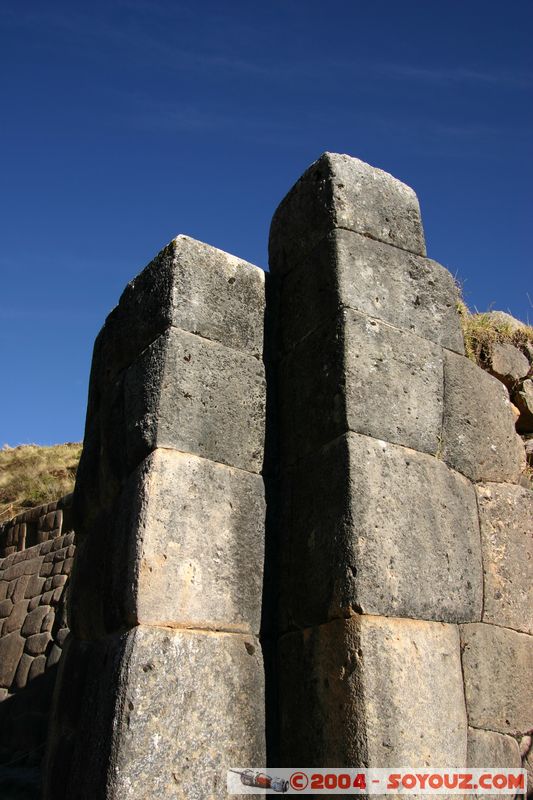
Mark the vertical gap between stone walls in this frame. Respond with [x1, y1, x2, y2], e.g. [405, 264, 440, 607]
[436, 348, 446, 460]
[473, 487, 486, 623]
[457, 622, 471, 750]
[261, 269, 281, 768]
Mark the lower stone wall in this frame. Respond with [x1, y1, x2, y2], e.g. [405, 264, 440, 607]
[0, 494, 74, 557]
[463, 482, 533, 791]
[0, 497, 74, 796]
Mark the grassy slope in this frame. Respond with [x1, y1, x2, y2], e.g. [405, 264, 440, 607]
[0, 443, 82, 523]
[457, 301, 533, 366]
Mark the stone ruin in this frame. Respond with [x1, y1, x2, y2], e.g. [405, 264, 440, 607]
[0, 153, 531, 799]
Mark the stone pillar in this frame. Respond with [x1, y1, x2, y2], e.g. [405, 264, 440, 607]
[269, 153, 527, 769]
[44, 236, 267, 800]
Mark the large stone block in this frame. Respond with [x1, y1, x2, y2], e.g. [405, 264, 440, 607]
[87, 449, 264, 634]
[467, 730, 522, 800]
[279, 615, 466, 767]
[270, 152, 426, 276]
[0, 630, 25, 687]
[93, 235, 265, 382]
[281, 229, 464, 353]
[73, 236, 265, 539]
[281, 432, 482, 629]
[45, 629, 264, 800]
[110, 627, 265, 800]
[488, 342, 530, 389]
[476, 483, 533, 634]
[124, 327, 265, 473]
[281, 309, 443, 463]
[442, 351, 525, 482]
[461, 623, 533, 735]
[467, 727, 521, 768]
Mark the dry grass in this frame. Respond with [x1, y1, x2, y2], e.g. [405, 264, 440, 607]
[457, 300, 533, 366]
[0, 443, 82, 523]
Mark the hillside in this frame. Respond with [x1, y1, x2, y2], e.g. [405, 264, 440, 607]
[0, 442, 82, 523]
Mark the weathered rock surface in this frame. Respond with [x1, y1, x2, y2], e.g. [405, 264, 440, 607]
[467, 727, 521, 768]
[489, 342, 530, 388]
[118, 449, 265, 633]
[0, 631, 25, 687]
[281, 228, 464, 353]
[109, 627, 265, 800]
[46, 629, 264, 800]
[442, 351, 525, 482]
[476, 483, 533, 634]
[525, 438, 533, 466]
[270, 152, 426, 275]
[280, 616, 466, 767]
[461, 623, 533, 735]
[93, 235, 266, 382]
[515, 380, 533, 433]
[281, 309, 443, 463]
[125, 327, 266, 474]
[281, 432, 482, 629]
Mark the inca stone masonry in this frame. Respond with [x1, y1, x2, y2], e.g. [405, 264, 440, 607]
[0, 154, 531, 799]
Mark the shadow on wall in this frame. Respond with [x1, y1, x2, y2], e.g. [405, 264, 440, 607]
[0, 498, 74, 799]
[0, 666, 59, 799]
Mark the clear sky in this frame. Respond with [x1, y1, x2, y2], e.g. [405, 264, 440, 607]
[1, 0, 532, 446]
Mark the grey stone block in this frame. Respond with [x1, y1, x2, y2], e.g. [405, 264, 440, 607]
[110, 627, 265, 799]
[280, 615, 466, 767]
[270, 152, 426, 276]
[281, 432, 482, 629]
[92, 235, 265, 388]
[131, 450, 264, 632]
[281, 229, 464, 353]
[467, 727, 521, 767]
[461, 622, 533, 734]
[125, 327, 266, 474]
[45, 628, 265, 800]
[0, 630, 25, 687]
[76, 448, 265, 635]
[281, 309, 443, 463]
[476, 483, 533, 634]
[489, 342, 530, 388]
[442, 351, 525, 482]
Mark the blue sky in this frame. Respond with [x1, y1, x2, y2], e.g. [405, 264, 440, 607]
[1, 0, 532, 445]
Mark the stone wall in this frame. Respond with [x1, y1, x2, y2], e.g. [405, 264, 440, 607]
[44, 236, 267, 800]
[0, 496, 74, 796]
[1, 153, 529, 799]
[269, 154, 532, 781]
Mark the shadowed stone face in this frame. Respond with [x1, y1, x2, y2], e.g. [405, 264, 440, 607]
[279, 616, 467, 768]
[280, 309, 444, 463]
[280, 432, 482, 629]
[280, 229, 464, 354]
[124, 327, 266, 474]
[94, 234, 266, 381]
[269, 152, 426, 275]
